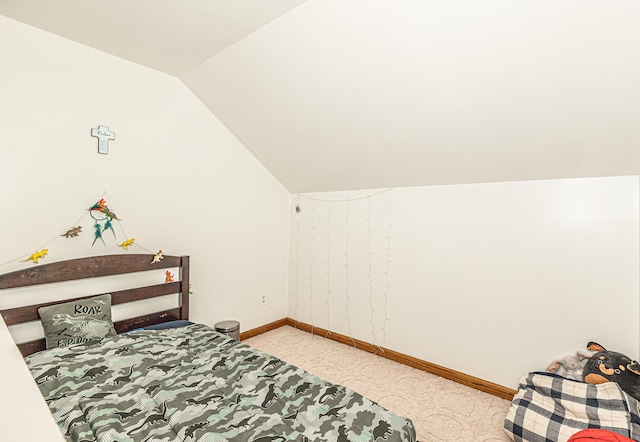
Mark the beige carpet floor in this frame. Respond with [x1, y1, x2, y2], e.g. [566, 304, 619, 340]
[244, 326, 512, 442]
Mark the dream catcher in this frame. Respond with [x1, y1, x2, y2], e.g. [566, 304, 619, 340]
[88, 198, 120, 246]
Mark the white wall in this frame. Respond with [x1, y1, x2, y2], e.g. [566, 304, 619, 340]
[288, 176, 639, 388]
[0, 15, 290, 437]
[0, 320, 64, 440]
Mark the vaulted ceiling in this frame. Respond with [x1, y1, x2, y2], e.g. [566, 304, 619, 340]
[2, 0, 639, 193]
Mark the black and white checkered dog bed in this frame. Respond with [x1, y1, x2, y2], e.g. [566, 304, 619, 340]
[504, 372, 640, 442]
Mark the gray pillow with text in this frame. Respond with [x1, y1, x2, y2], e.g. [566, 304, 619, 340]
[38, 294, 116, 349]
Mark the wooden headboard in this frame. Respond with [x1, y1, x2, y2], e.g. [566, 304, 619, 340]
[0, 254, 190, 357]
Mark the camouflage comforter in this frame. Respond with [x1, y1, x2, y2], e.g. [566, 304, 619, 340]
[26, 324, 417, 441]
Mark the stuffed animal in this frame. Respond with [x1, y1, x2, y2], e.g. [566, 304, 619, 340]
[582, 342, 640, 401]
[546, 347, 596, 381]
[547, 354, 589, 381]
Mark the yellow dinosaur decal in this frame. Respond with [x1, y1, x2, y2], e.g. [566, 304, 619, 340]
[117, 238, 135, 250]
[22, 248, 48, 263]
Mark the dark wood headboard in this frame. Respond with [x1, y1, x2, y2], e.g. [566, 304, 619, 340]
[0, 254, 190, 357]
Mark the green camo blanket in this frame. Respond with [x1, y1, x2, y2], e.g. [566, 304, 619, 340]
[26, 324, 417, 442]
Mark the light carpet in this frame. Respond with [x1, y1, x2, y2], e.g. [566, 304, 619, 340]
[244, 325, 512, 442]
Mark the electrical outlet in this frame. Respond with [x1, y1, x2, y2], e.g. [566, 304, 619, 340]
[260, 293, 267, 306]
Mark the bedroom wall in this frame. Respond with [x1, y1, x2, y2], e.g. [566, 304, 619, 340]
[0, 15, 290, 434]
[288, 176, 640, 389]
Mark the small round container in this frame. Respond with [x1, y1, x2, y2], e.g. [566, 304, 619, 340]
[214, 320, 240, 341]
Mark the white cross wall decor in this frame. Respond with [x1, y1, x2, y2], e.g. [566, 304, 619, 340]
[91, 125, 115, 154]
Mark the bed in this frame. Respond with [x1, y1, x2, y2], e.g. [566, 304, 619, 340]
[0, 254, 417, 442]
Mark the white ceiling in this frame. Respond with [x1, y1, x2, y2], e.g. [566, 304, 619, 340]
[0, 0, 306, 76]
[2, 0, 639, 193]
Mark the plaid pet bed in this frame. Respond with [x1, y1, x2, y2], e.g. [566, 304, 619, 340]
[504, 372, 640, 442]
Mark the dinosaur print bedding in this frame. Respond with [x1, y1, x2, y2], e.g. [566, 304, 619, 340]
[26, 323, 417, 441]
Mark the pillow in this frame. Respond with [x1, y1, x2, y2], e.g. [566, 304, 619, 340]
[504, 372, 640, 442]
[140, 320, 194, 330]
[568, 429, 636, 441]
[38, 294, 116, 349]
[127, 320, 195, 333]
